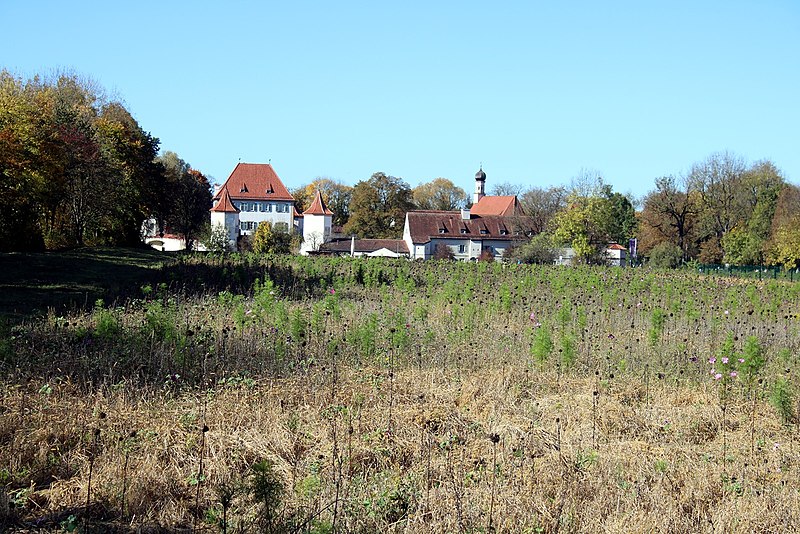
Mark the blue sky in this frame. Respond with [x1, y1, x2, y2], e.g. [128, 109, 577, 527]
[2, 1, 798, 199]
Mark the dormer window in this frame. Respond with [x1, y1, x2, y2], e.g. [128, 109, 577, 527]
[240, 183, 248, 193]
[266, 183, 274, 194]
[460, 228, 468, 234]
[480, 229, 488, 235]
[439, 228, 446, 234]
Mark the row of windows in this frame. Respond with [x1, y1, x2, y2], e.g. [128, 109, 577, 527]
[240, 221, 290, 232]
[438, 227, 507, 235]
[235, 202, 292, 213]
[451, 244, 495, 254]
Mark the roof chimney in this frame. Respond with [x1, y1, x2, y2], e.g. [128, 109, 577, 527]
[461, 207, 471, 220]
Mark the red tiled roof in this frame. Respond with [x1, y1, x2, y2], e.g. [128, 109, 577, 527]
[471, 195, 525, 216]
[322, 238, 409, 254]
[607, 243, 627, 250]
[294, 206, 303, 218]
[213, 163, 294, 202]
[303, 190, 334, 216]
[406, 211, 535, 244]
[210, 187, 240, 213]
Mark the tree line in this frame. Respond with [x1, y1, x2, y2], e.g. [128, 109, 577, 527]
[294, 156, 798, 269]
[639, 153, 799, 269]
[4, 70, 796, 268]
[0, 70, 210, 251]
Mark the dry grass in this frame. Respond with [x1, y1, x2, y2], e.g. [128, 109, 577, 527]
[2, 364, 798, 533]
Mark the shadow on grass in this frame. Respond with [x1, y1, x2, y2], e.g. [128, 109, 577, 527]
[0, 246, 176, 322]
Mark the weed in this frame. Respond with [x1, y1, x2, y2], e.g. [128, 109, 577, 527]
[770, 376, 795, 425]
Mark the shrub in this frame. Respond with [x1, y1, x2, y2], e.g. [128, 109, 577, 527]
[770, 376, 795, 425]
[647, 242, 683, 269]
[531, 326, 553, 366]
[509, 233, 556, 265]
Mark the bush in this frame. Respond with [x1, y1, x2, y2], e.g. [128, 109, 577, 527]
[647, 242, 683, 269]
[509, 233, 556, 264]
[770, 376, 795, 425]
[433, 244, 454, 260]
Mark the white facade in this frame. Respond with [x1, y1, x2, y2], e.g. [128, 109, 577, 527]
[403, 235, 513, 261]
[301, 211, 332, 255]
[210, 210, 240, 250]
[227, 200, 294, 236]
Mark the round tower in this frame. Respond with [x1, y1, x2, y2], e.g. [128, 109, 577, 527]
[473, 166, 486, 204]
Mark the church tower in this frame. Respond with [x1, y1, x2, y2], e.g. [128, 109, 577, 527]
[473, 166, 486, 205]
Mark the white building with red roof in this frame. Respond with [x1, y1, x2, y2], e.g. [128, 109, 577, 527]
[209, 187, 240, 250]
[403, 167, 535, 261]
[300, 190, 334, 255]
[210, 163, 298, 248]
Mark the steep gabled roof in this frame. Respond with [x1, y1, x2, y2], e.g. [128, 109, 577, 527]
[210, 187, 239, 213]
[471, 195, 525, 216]
[406, 210, 535, 244]
[607, 243, 627, 251]
[303, 190, 334, 216]
[213, 163, 294, 202]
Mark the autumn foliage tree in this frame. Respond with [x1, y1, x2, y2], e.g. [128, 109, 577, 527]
[638, 154, 793, 268]
[412, 178, 468, 211]
[157, 152, 212, 251]
[0, 70, 209, 251]
[344, 172, 414, 238]
[291, 178, 352, 227]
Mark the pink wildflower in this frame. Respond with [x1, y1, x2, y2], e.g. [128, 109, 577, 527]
[714, 373, 723, 380]
[738, 358, 745, 363]
[721, 357, 729, 364]
[330, 288, 336, 295]
[709, 357, 716, 364]
[730, 371, 738, 378]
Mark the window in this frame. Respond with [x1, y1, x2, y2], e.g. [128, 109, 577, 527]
[480, 228, 488, 235]
[460, 228, 468, 234]
[439, 228, 446, 234]
[258, 202, 267, 212]
[458, 244, 466, 253]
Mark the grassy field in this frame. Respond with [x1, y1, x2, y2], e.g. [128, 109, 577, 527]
[1, 252, 799, 532]
[0, 247, 174, 322]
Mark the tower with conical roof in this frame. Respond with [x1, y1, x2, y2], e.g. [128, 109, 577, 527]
[209, 187, 240, 250]
[473, 166, 487, 204]
[300, 190, 334, 255]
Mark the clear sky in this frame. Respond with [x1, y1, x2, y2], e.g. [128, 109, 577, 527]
[2, 1, 798, 199]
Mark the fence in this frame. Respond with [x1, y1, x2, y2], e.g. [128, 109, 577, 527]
[695, 263, 800, 282]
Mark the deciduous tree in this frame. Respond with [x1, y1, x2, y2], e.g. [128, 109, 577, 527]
[344, 172, 414, 238]
[291, 178, 352, 226]
[518, 186, 567, 234]
[159, 152, 211, 251]
[639, 175, 699, 259]
[413, 178, 468, 211]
